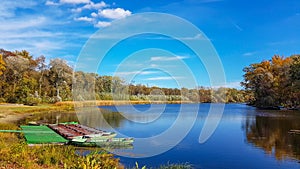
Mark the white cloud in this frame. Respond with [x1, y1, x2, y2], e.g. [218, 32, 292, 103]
[179, 34, 205, 40]
[91, 12, 98, 17]
[243, 52, 256, 56]
[0, 38, 66, 58]
[74, 16, 93, 22]
[150, 56, 189, 61]
[45, 1, 59, 6]
[0, 16, 47, 31]
[0, 0, 36, 18]
[72, 1, 107, 12]
[0, 0, 96, 59]
[83, 1, 107, 9]
[0, 30, 62, 39]
[60, 0, 90, 4]
[31, 40, 64, 50]
[145, 76, 183, 81]
[95, 21, 111, 28]
[98, 8, 131, 19]
[212, 81, 242, 89]
[150, 64, 159, 67]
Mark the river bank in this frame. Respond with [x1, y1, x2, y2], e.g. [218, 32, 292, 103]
[0, 103, 74, 124]
[0, 100, 193, 124]
[57, 100, 193, 107]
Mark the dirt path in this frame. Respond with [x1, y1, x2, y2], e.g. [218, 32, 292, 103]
[0, 104, 29, 123]
[0, 113, 27, 123]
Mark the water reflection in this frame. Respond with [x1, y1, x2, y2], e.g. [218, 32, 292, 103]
[25, 108, 126, 129]
[244, 111, 300, 161]
[23, 111, 79, 124]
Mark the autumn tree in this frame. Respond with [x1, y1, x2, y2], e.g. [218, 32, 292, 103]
[242, 55, 299, 108]
[48, 58, 73, 101]
[0, 54, 5, 76]
[289, 55, 300, 107]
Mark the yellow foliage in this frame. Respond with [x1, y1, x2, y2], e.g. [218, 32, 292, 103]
[0, 54, 6, 76]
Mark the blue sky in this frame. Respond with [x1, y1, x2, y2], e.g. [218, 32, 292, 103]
[1, 0, 300, 88]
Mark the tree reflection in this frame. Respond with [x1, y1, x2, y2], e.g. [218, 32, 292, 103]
[244, 112, 300, 161]
[76, 107, 126, 129]
[24, 111, 79, 124]
[26, 108, 126, 129]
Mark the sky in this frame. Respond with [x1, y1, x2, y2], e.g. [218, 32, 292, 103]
[1, 0, 300, 89]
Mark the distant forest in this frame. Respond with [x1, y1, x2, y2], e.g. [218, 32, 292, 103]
[0, 49, 250, 105]
[0, 49, 299, 108]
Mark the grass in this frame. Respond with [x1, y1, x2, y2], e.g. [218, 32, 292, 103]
[0, 123, 123, 169]
[0, 103, 74, 114]
[0, 103, 75, 123]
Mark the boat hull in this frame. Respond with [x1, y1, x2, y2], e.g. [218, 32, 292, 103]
[70, 138, 134, 148]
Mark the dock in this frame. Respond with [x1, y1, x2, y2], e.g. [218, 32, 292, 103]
[47, 124, 116, 139]
[20, 125, 68, 144]
[0, 123, 133, 148]
[288, 129, 300, 135]
[0, 125, 68, 145]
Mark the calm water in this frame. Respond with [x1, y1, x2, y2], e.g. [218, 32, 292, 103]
[28, 103, 300, 168]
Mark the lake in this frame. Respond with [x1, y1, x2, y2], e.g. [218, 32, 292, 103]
[27, 103, 300, 168]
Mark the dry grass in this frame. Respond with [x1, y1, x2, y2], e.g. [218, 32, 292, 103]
[0, 104, 75, 123]
[56, 100, 193, 107]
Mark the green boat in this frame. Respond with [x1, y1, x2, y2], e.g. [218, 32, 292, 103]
[70, 136, 134, 147]
[59, 121, 79, 125]
[73, 133, 118, 140]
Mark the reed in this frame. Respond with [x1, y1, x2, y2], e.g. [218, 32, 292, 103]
[56, 100, 193, 107]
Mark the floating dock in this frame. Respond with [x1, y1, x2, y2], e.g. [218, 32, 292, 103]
[20, 125, 68, 144]
[0, 123, 133, 148]
[0, 125, 68, 145]
[48, 124, 116, 140]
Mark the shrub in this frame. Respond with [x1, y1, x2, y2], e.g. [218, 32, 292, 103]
[24, 96, 41, 106]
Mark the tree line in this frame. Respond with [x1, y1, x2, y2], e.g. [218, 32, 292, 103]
[242, 55, 300, 109]
[0, 49, 250, 105]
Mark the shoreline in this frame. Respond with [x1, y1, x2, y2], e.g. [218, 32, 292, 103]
[0, 100, 196, 123]
[0, 113, 29, 124]
[1, 101, 298, 124]
[0, 100, 193, 124]
[56, 100, 194, 107]
[0, 103, 74, 124]
[0, 104, 33, 123]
